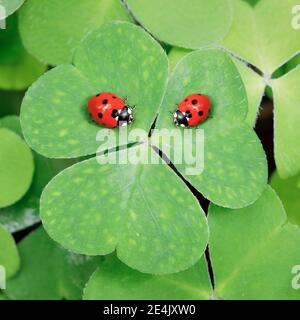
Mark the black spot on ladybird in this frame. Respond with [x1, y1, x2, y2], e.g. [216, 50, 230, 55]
[198, 111, 204, 116]
[102, 99, 108, 104]
[112, 96, 117, 99]
[192, 99, 198, 105]
[98, 112, 103, 119]
[111, 109, 118, 118]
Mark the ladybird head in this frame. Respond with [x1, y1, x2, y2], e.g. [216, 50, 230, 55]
[173, 110, 189, 128]
[113, 105, 134, 127]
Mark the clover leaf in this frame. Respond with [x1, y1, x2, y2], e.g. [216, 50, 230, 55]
[18, 0, 132, 65]
[124, 0, 233, 49]
[223, 0, 300, 75]
[0, 115, 72, 232]
[154, 49, 267, 208]
[21, 22, 168, 158]
[0, 0, 25, 18]
[209, 186, 300, 300]
[5, 227, 101, 300]
[273, 67, 300, 178]
[221, 0, 300, 178]
[41, 144, 209, 274]
[0, 125, 34, 208]
[83, 255, 212, 300]
[271, 171, 300, 227]
[0, 224, 20, 279]
[168, 47, 266, 128]
[82, 186, 300, 299]
[0, 14, 46, 90]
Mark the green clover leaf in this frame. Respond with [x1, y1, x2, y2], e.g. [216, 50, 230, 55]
[155, 49, 267, 208]
[0, 124, 34, 208]
[21, 22, 168, 158]
[5, 227, 101, 300]
[209, 186, 300, 300]
[41, 144, 209, 274]
[271, 171, 300, 227]
[1, 0, 25, 18]
[83, 186, 300, 299]
[0, 14, 46, 90]
[124, 0, 233, 49]
[0, 224, 20, 279]
[18, 0, 132, 65]
[83, 255, 212, 300]
[168, 48, 266, 128]
[222, 0, 300, 75]
[221, 0, 300, 178]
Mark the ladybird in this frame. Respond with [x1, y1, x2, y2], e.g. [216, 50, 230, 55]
[173, 94, 211, 128]
[88, 92, 134, 128]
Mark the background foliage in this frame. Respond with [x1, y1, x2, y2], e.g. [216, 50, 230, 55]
[0, 0, 299, 300]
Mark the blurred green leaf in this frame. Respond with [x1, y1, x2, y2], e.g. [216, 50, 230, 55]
[0, 224, 20, 278]
[0, 116, 74, 232]
[233, 60, 265, 126]
[209, 186, 300, 300]
[41, 144, 209, 274]
[6, 227, 101, 300]
[0, 14, 46, 90]
[84, 256, 212, 300]
[0, 15, 23, 64]
[271, 171, 300, 227]
[19, 0, 132, 65]
[1, 0, 25, 18]
[0, 127, 34, 208]
[222, 0, 300, 75]
[125, 0, 233, 49]
[273, 67, 300, 178]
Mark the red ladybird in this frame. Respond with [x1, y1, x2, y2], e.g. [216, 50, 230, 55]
[173, 94, 211, 128]
[88, 92, 133, 128]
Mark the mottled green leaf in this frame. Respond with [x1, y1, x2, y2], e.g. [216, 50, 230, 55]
[18, 0, 132, 65]
[155, 49, 267, 208]
[125, 0, 233, 49]
[222, 0, 300, 75]
[6, 227, 101, 300]
[21, 22, 168, 158]
[84, 256, 212, 300]
[0, 224, 19, 278]
[41, 144, 209, 274]
[271, 171, 300, 227]
[209, 186, 300, 300]
[0, 127, 34, 208]
[168, 47, 266, 127]
[273, 67, 300, 179]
